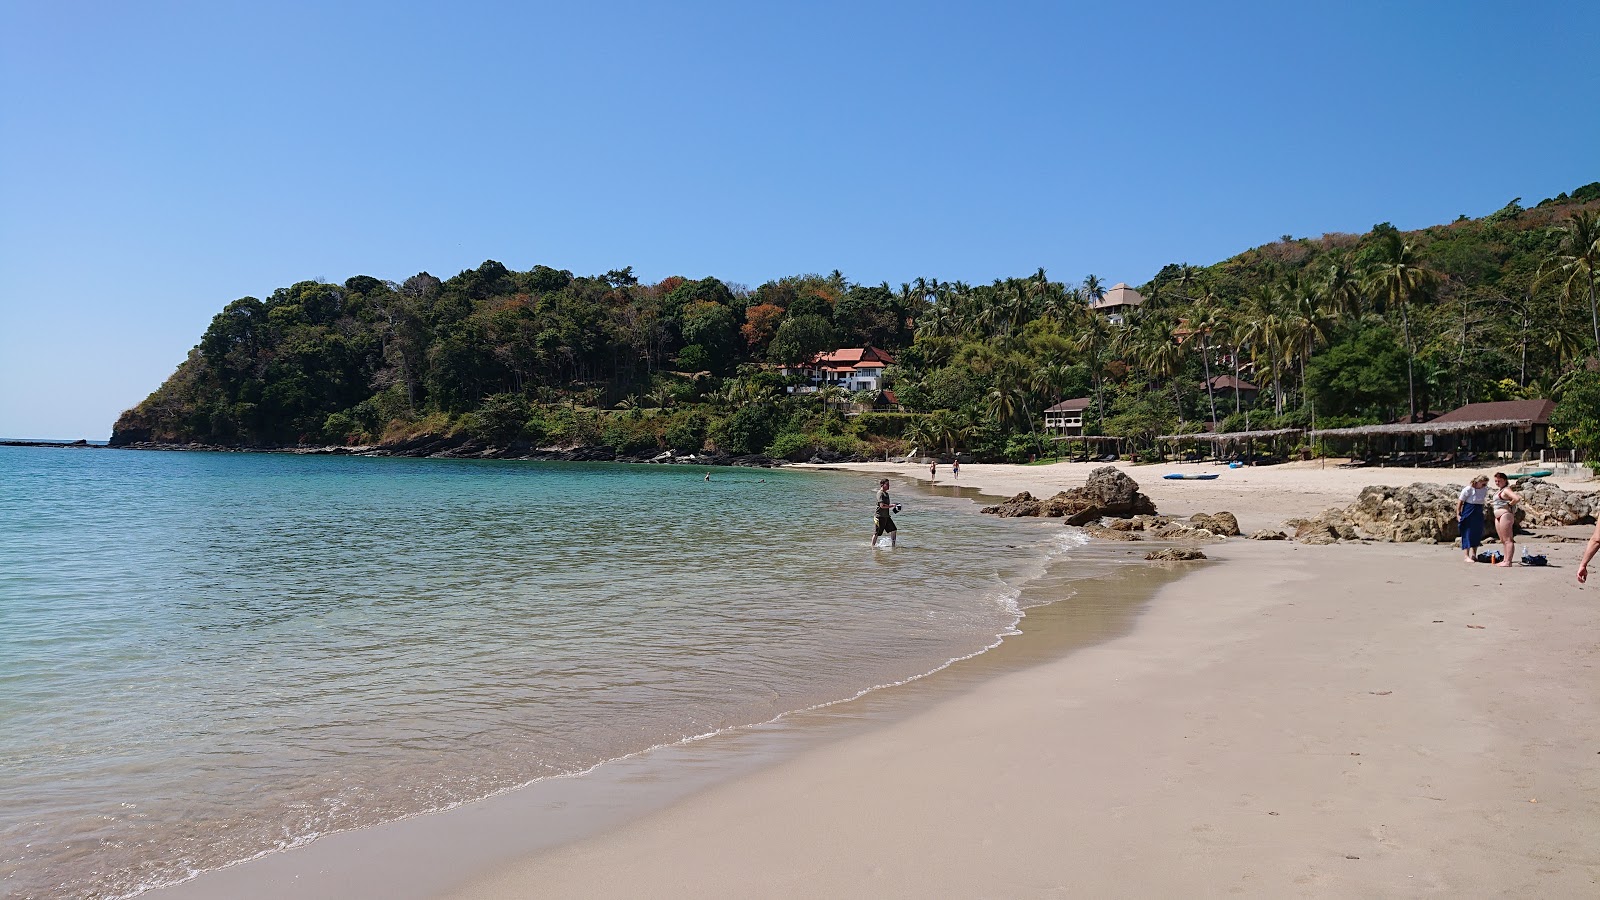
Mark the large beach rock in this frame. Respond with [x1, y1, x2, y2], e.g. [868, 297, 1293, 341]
[1284, 508, 1361, 545]
[1287, 482, 1490, 544]
[1051, 466, 1158, 525]
[1188, 512, 1241, 536]
[1145, 547, 1207, 561]
[1517, 479, 1598, 526]
[981, 467, 1158, 524]
[981, 491, 1043, 517]
[1345, 483, 1461, 543]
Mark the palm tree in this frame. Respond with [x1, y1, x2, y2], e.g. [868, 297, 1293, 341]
[1537, 210, 1600, 352]
[817, 384, 846, 415]
[1072, 312, 1113, 430]
[1362, 231, 1440, 421]
[1186, 291, 1226, 426]
[1321, 258, 1365, 319]
[1078, 275, 1106, 321]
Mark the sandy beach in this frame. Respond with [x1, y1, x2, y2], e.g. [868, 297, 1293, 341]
[155, 460, 1600, 898]
[809, 458, 1596, 535]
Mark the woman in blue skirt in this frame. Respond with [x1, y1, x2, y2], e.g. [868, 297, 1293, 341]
[1456, 474, 1490, 562]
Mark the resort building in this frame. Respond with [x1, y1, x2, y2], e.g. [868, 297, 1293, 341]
[1309, 397, 1558, 461]
[1090, 283, 1145, 325]
[780, 347, 895, 393]
[1044, 397, 1092, 436]
[1425, 399, 1555, 454]
[1206, 374, 1260, 406]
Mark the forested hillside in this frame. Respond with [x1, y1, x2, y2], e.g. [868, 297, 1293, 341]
[113, 182, 1600, 463]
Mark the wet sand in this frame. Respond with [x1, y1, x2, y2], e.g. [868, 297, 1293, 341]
[450, 539, 1599, 898]
[150, 461, 1600, 898]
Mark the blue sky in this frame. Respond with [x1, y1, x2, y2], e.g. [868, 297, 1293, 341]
[2, 1, 1596, 439]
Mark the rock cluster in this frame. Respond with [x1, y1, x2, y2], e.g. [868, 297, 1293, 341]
[1282, 478, 1600, 545]
[1282, 483, 1456, 544]
[1145, 548, 1207, 561]
[1515, 479, 1598, 527]
[1249, 529, 1289, 541]
[1083, 512, 1239, 543]
[980, 466, 1157, 525]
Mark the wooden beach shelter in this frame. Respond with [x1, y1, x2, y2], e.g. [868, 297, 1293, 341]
[1156, 427, 1304, 463]
[1049, 433, 1124, 461]
[1310, 399, 1554, 465]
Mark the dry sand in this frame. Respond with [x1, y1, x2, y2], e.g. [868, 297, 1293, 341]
[807, 458, 1595, 535]
[441, 463, 1598, 899]
[156, 460, 1600, 898]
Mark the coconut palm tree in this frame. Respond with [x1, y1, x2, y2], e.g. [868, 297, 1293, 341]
[1072, 311, 1113, 429]
[1081, 275, 1107, 311]
[1362, 232, 1440, 421]
[1186, 290, 1226, 426]
[1537, 210, 1600, 352]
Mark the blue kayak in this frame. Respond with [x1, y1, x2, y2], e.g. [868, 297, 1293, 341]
[1163, 473, 1220, 480]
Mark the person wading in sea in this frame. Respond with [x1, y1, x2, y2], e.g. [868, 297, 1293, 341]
[873, 478, 898, 548]
[1579, 520, 1600, 585]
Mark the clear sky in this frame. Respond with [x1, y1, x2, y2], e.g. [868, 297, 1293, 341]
[2, 1, 1596, 439]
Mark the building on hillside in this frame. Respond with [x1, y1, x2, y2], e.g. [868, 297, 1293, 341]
[1206, 374, 1259, 406]
[1044, 397, 1093, 436]
[1090, 283, 1144, 325]
[780, 347, 895, 393]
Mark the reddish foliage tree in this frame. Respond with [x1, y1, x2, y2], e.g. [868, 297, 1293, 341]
[741, 303, 784, 348]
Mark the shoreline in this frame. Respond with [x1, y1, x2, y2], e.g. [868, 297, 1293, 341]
[108, 458, 1600, 897]
[446, 537, 1599, 898]
[149, 499, 1180, 899]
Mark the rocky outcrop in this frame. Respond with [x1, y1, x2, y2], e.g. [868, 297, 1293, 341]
[1516, 479, 1598, 526]
[981, 491, 1045, 517]
[982, 467, 1157, 524]
[1249, 529, 1289, 541]
[1083, 523, 1144, 541]
[1188, 512, 1241, 536]
[1286, 482, 1505, 545]
[1145, 548, 1207, 561]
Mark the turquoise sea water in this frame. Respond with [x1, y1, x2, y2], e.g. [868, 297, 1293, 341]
[0, 447, 1083, 899]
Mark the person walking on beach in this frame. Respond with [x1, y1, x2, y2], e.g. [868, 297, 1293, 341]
[1579, 520, 1600, 584]
[1491, 472, 1521, 567]
[929, 460, 937, 481]
[1457, 475, 1490, 562]
[951, 459, 960, 479]
[873, 478, 898, 548]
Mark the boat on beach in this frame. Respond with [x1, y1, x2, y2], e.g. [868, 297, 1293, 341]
[1162, 473, 1219, 480]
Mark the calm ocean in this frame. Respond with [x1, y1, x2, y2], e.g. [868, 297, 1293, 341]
[0, 447, 1093, 899]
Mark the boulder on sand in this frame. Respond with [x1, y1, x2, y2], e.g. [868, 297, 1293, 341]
[980, 467, 1158, 524]
[1188, 511, 1241, 536]
[1287, 482, 1473, 544]
[1145, 548, 1207, 561]
[1516, 479, 1598, 527]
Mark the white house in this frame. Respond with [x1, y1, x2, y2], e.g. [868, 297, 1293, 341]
[781, 347, 896, 393]
[1044, 397, 1092, 435]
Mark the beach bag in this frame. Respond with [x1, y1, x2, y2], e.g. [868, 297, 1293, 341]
[1475, 551, 1498, 564]
[1521, 553, 1547, 566]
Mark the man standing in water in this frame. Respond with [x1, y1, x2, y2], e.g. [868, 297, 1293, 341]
[873, 478, 898, 548]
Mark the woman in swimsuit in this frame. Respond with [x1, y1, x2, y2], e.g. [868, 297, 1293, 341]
[1490, 472, 1521, 567]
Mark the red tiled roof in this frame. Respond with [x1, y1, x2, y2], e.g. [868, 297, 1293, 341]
[1430, 399, 1554, 425]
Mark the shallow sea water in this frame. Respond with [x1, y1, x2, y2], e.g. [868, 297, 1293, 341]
[0, 447, 1098, 899]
